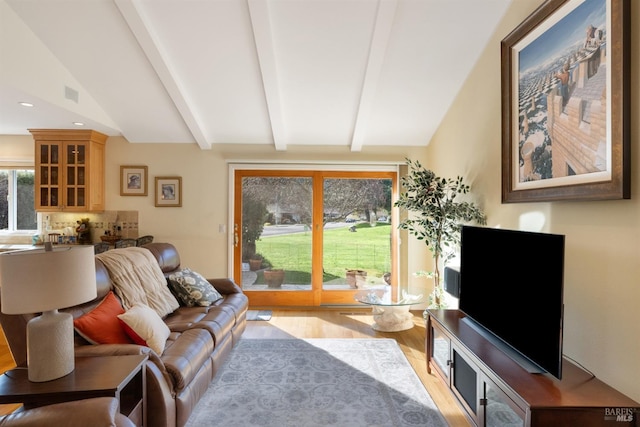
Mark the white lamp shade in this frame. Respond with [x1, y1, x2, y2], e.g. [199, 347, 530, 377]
[0, 246, 97, 314]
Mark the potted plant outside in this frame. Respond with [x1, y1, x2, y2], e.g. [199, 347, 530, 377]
[249, 254, 263, 271]
[242, 198, 268, 264]
[394, 158, 486, 309]
[263, 269, 285, 288]
[346, 269, 367, 288]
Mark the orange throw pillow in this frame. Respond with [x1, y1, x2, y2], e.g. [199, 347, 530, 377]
[73, 291, 133, 345]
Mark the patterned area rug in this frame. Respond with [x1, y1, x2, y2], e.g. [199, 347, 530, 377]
[185, 338, 447, 427]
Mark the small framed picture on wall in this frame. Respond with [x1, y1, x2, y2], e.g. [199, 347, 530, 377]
[155, 176, 182, 207]
[120, 165, 148, 196]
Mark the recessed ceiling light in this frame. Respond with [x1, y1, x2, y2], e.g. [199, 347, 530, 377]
[19, 102, 34, 107]
[73, 122, 85, 126]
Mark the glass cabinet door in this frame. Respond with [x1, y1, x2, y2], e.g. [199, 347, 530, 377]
[36, 142, 60, 209]
[64, 142, 87, 209]
[431, 323, 451, 384]
[482, 376, 525, 427]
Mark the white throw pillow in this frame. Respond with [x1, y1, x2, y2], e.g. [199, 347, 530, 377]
[118, 303, 171, 355]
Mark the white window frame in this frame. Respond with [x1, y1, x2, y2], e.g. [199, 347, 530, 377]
[1, 168, 37, 235]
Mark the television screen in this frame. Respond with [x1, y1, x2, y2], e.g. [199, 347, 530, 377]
[458, 226, 565, 379]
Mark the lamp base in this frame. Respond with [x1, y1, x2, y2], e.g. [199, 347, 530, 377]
[26, 310, 75, 382]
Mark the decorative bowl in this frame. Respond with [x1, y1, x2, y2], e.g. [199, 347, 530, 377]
[100, 235, 121, 244]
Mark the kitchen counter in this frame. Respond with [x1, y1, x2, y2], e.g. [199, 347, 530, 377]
[0, 244, 35, 252]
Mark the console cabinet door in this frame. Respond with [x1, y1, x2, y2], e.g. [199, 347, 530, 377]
[451, 343, 481, 426]
[429, 320, 452, 385]
[481, 374, 526, 427]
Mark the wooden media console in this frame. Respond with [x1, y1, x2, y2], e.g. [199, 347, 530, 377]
[426, 309, 640, 427]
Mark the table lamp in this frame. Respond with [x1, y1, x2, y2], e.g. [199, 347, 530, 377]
[0, 245, 97, 382]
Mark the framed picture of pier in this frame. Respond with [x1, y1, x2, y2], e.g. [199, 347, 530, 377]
[501, 0, 630, 203]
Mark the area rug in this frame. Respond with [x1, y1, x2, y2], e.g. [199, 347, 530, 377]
[246, 310, 272, 321]
[185, 338, 447, 427]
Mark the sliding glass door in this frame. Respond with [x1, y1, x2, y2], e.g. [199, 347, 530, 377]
[233, 168, 397, 306]
[319, 174, 395, 304]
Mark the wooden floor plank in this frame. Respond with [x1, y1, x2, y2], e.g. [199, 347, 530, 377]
[0, 327, 20, 415]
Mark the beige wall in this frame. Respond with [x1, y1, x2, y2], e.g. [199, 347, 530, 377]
[426, 0, 640, 403]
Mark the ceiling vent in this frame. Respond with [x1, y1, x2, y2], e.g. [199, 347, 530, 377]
[64, 86, 79, 103]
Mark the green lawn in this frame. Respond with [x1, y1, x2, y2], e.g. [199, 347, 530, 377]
[255, 222, 391, 284]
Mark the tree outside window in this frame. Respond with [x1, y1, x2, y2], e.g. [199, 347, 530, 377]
[0, 169, 36, 231]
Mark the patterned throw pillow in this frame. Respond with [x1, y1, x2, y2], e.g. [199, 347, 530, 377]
[167, 268, 223, 307]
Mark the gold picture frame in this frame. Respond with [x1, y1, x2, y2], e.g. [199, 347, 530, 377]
[120, 165, 148, 196]
[501, 0, 630, 202]
[155, 176, 182, 207]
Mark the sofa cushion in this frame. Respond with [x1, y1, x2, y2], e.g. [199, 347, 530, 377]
[118, 303, 171, 355]
[73, 291, 133, 345]
[163, 307, 208, 333]
[211, 293, 250, 323]
[161, 328, 214, 391]
[191, 306, 236, 345]
[167, 268, 223, 307]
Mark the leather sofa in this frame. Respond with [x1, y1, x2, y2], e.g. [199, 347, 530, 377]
[0, 243, 248, 427]
[0, 397, 134, 427]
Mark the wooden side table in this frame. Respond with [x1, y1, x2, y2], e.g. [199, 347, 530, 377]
[0, 355, 146, 426]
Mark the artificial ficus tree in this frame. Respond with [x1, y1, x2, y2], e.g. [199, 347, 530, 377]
[394, 159, 487, 308]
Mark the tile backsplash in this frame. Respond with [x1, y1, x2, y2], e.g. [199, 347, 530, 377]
[39, 210, 139, 244]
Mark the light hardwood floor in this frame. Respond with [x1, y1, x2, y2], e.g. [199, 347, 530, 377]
[0, 328, 20, 415]
[0, 309, 471, 426]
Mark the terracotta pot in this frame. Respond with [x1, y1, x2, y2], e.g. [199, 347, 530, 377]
[249, 259, 262, 271]
[346, 269, 367, 288]
[264, 269, 285, 288]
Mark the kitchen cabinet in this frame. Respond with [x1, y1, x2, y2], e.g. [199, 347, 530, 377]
[30, 129, 107, 212]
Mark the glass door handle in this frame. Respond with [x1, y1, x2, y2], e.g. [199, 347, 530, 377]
[234, 224, 239, 247]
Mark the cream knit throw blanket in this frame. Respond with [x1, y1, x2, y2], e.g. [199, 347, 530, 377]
[96, 247, 179, 317]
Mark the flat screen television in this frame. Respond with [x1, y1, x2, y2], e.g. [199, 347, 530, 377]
[458, 225, 565, 379]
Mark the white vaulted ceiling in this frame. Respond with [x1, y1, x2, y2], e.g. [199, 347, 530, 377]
[0, 0, 513, 151]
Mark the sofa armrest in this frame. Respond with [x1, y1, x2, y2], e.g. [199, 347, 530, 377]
[208, 278, 243, 294]
[0, 397, 134, 427]
[75, 344, 175, 397]
[75, 343, 152, 358]
[75, 343, 178, 426]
